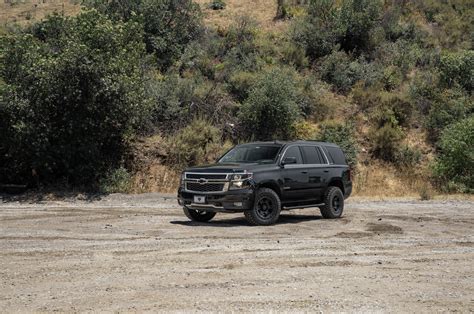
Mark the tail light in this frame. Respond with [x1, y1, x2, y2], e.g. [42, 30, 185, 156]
[347, 168, 352, 181]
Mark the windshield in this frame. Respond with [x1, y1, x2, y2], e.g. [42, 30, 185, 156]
[218, 145, 282, 164]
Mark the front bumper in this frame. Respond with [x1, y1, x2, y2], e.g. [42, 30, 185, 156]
[178, 188, 255, 212]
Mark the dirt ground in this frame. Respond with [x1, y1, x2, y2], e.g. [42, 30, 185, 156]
[0, 193, 473, 312]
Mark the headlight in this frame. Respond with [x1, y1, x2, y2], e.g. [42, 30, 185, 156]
[180, 172, 185, 188]
[229, 172, 252, 190]
[230, 173, 252, 181]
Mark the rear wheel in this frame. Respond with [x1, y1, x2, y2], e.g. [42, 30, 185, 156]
[183, 207, 216, 222]
[319, 186, 344, 219]
[244, 188, 281, 225]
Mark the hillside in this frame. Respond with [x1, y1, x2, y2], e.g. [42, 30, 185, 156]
[0, 0, 472, 196]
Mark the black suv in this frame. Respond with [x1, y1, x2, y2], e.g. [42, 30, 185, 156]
[178, 141, 352, 225]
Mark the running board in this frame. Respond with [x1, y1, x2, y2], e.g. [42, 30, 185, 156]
[282, 203, 324, 210]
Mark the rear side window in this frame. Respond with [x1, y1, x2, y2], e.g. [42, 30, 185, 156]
[283, 146, 303, 164]
[301, 146, 325, 164]
[326, 146, 347, 165]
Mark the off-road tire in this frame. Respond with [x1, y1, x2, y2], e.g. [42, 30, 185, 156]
[319, 186, 344, 219]
[183, 207, 216, 222]
[244, 188, 281, 226]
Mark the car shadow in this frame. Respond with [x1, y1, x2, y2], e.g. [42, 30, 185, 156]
[170, 213, 323, 227]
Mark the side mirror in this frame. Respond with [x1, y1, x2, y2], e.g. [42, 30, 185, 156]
[282, 156, 297, 166]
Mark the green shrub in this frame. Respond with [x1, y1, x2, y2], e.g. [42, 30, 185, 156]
[290, 0, 341, 60]
[433, 115, 474, 193]
[100, 167, 132, 193]
[368, 108, 404, 161]
[338, 0, 383, 53]
[166, 118, 227, 168]
[238, 68, 301, 140]
[291, 120, 317, 141]
[0, 11, 147, 185]
[394, 145, 422, 168]
[221, 16, 260, 71]
[208, 0, 226, 10]
[438, 50, 473, 92]
[318, 51, 380, 93]
[228, 70, 257, 101]
[317, 122, 358, 166]
[409, 69, 441, 114]
[425, 88, 472, 143]
[382, 65, 403, 90]
[85, 0, 203, 70]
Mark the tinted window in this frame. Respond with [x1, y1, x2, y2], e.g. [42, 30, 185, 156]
[283, 146, 303, 164]
[219, 145, 281, 163]
[301, 146, 324, 164]
[326, 146, 347, 165]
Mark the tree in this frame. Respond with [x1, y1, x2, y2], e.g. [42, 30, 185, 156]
[85, 0, 203, 70]
[433, 115, 474, 193]
[0, 11, 147, 185]
[238, 68, 301, 140]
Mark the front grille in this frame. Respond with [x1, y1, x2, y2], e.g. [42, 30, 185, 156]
[186, 182, 225, 193]
[186, 173, 228, 180]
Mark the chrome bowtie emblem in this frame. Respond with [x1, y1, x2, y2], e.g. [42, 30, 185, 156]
[198, 178, 208, 184]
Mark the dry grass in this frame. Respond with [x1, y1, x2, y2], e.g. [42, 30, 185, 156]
[195, 0, 288, 31]
[130, 163, 180, 194]
[353, 160, 432, 198]
[0, 0, 81, 26]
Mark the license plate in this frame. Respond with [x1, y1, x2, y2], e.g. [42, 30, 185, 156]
[193, 195, 206, 204]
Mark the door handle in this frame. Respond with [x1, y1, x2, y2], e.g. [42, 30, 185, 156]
[301, 171, 308, 174]
[324, 170, 329, 173]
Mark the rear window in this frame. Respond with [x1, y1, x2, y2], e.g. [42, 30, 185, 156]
[326, 146, 347, 165]
[301, 146, 325, 164]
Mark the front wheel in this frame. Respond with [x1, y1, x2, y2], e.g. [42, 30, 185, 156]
[244, 188, 281, 225]
[319, 186, 344, 218]
[183, 207, 216, 222]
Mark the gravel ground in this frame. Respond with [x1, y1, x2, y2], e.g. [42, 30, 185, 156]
[0, 193, 473, 312]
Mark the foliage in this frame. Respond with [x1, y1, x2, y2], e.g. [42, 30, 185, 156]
[425, 88, 473, 143]
[317, 121, 358, 166]
[291, 120, 317, 140]
[394, 145, 422, 169]
[338, 0, 383, 53]
[165, 118, 229, 168]
[318, 51, 379, 93]
[0, 11, 147, 185]
[290, 0, 341, 60]
[220, 16, 260, 72]
[85, 0, 203, 70]
[368, 108, 404, 162]
[433, 115, 474, 193]
[438, 50, 473, 92]
[99, 167, 132, 193]
[238, 68, 301, 140]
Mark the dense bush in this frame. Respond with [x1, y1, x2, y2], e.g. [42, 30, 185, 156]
[165, 118, 230, 168]
[425, 89, 473, 143]
[317, 122, 358, 166]
[438, 50, 473, 92]
[318, 51, 380, 93]
[220, 16, 260, 72]
[338, 0, 383, 53]
[0, 11, 147, 185]
[394, 145, 422, 169]
[99, 167, 132, 193]
[238, 68, 301, 140]
[85, 0, 203, 70]
[433, 116, 474, 193]
[291, 0, 383, 60]
[290, 0, 341, 60]
[368, 107, 404, 161]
